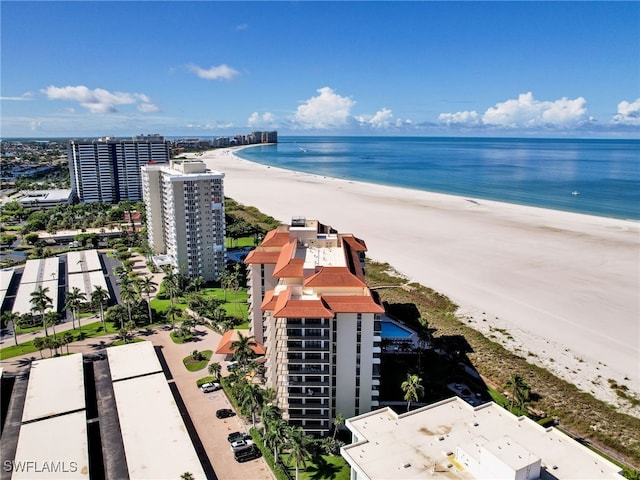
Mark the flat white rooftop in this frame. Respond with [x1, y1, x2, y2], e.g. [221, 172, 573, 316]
[67, 271, 109, 299]
[1, 267, 15, 290]
[67, 249, 102, 274]
[0, 267, 15, 309]
[342, 397, 622, 480]
[112, 372, 206, 479]
[302, 245, 345, 269]
[22, 354, 85, 423]
[106, 341, 162, 381]
[21, 257, 59, 284]
[12, 410, 89, 479]
[12, 279, 58, 316]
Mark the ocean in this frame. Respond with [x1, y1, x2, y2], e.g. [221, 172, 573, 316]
[234, 136, 640, 220]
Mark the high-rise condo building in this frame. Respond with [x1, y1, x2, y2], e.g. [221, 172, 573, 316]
[68, 134, 170, 203]
[244, 218, 384, 436]
[141, 159, 225, 282]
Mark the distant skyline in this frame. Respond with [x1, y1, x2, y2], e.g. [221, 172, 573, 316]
[1, 1, 639, 138]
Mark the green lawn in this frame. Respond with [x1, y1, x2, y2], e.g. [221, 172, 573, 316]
[226, 236, 257, 248]
[281, 454, 350, 480]
[150, 287, 249, 324]
[0, 321, 119, 360]
[197, 376, 216, 387]
[183, 350, 212, 371]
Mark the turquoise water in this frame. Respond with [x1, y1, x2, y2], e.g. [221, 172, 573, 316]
[381, 321, 414, 339]
[235, 136, 640, 220]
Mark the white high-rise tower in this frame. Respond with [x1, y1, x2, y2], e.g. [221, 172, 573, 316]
[142, 159, 225, 282]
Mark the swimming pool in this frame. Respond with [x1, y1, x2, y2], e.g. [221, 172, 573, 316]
[381, 321, 414, 339]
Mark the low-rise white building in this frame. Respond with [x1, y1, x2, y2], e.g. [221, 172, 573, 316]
[341, 397, 622, 480]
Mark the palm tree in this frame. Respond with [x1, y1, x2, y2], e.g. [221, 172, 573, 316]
[30, 285, 53, 337]
[264, 418, 287, 463]
[285, 425, 311, 480]
[505, 374, 531, 413]
[180, 473, 194, 480]
[231, 331, 256, 368]
[120, 283, 136, 329]
[91, 285, 109, 332]
[401, 373, 424, 412]
[2, 311, 22, 346]
[239, 383, 263, 428]
[189, 276, 205, 293]
[65, 287, 87, 331]
[207, 361, 222, 380]
[332, 412, 345, 440]
[62, 331, 74, 354]
[162, 267, 179, 308]
[230, 264, 242, 313]
[165, 304, 182, 330]
[33, 336, 46, 359]
[137, 275, 157, 325]
[260, 402, 281, 429]
[219, 270, 232, 301]
[45, 311, 59, 337]
[211, 307, 227, 331]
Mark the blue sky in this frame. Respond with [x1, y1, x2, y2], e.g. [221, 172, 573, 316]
[1, 1, 639, 138]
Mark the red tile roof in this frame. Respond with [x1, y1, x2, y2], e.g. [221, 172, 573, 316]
[304, 266, 367, 288]
[215, 329, 266, 355]
[274, 297, 334, 319]
[322, 295, 385, 314]
[273, 240, 304, 278]
[261, 230, 290, 247]
[342, 235, 367, 252]
[261, 290, 277, 310]
[244, 249, 281, 265]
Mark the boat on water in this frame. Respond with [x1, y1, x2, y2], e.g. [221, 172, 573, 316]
[572, 191, 580, 196]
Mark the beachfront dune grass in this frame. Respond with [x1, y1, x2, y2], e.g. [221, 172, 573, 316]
[365, 260, 640, 470]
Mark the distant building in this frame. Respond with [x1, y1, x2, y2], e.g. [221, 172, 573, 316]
[68, 135, 170, 203]
[341, 397, 622, 480]
[17, 189, 72, 209]
[244, 218, 383, 436]
[142, 159, 225, 282]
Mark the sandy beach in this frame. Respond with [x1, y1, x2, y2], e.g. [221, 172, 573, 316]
[196, 147, 640, 414]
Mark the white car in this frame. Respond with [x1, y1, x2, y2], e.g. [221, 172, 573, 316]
[200, 382, 221, 393]
[230, 439, 254, 452]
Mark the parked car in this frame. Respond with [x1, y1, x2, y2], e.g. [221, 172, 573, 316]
[200, 382, 221, 393]
[230, 439, 254, 452]
[216, 408, 236, 419]
[227, 361, 240, 371]
[234, 445, 261, 463]
[227, 431, 252, 443]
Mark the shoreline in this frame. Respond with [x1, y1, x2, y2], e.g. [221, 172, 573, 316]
[195, 147, 640, 414]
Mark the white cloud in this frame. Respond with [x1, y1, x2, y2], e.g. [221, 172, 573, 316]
[138, 103, 160, 113]
[294, 87, 355, 129]
[438, 110, 480, 125]
[248, 111, 276, 128]
[187, 63, 239, 80]
[437, 92, 588, 129]
[612, 98, 640, 126]
[1, 92, 33, 101]
[482, 92, 587, 128]
[42, 85, 158, 114]
[368, 108, 394, 128]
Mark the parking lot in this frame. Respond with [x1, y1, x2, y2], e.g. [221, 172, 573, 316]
[151, 327, 275, 480]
